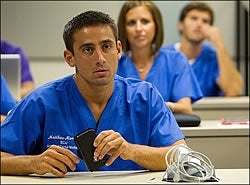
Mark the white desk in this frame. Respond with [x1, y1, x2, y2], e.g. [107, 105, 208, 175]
[181, 120, 249, 169]
[192, 96, 249, 120]
[1, 169, 249, 184]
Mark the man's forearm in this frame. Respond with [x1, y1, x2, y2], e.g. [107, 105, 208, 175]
[1, 152, 34, 175]
[128, 140, 187, 171]
[215, 42, 243, 96]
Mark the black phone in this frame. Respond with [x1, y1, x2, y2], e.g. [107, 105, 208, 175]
[74, 128, 108, 171]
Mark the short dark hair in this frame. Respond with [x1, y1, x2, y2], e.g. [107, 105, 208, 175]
[179, 1, 214, 25]
[63, 10, 118, 55]
[117, 1, 164, 56]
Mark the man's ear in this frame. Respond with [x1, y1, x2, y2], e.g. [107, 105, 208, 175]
[64, 50, 75, 67]
[117, 40, 122, 59]
[178, 22, 183, 34]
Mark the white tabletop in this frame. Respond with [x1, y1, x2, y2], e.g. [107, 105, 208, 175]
[192, 96, 249, 109]
[1, 169, 249, 184]
[192, 96, 249, 120]
[181, 120, 249, 137]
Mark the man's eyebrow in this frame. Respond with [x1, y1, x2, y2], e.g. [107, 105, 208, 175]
[78, 39, 114, 50]
[101, 39, 114, 44]
[79, 43, 93, 50]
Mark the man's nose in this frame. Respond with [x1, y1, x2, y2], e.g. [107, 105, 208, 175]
[196, 19, 204, 27]
[95, 48, 105, 63]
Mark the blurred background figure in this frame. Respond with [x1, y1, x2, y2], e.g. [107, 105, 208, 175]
[117, 1, 203, 114]
[1, 73, 16, 123]
[1, 40, 35, 98]
[165, 1, 243, 97]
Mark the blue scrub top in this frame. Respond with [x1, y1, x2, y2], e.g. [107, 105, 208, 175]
[117, 47, 203, 103]
[1, 74, 184, 171]
[164, 43, 222, 96]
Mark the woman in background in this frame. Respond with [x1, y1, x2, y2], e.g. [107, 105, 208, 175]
[117, 1, 203, 114]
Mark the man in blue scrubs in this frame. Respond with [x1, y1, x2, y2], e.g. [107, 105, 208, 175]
[165, 1, 243, 96]
[1, 10, 186, 177]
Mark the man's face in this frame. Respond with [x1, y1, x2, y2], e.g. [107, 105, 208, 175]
[179, 10, 211, 44]
[66, 25, 121, 87]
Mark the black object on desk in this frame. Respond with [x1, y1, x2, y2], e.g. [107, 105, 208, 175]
[74, 128, 108, 171]
[174, 113, 201, 127]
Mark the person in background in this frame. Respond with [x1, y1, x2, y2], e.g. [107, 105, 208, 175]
[116, 1, 203, 114]
[1, 40, 35, 98]
[164, 1, 243, 97]
[1, 10, 186, 177]
[1, 73, 16, 123]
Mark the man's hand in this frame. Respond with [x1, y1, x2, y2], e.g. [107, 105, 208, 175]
[93, 130, 132, 166]
[32, 145, 80, 177]
[203, 26, 223, 47]
[93, 130, 187, 171]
